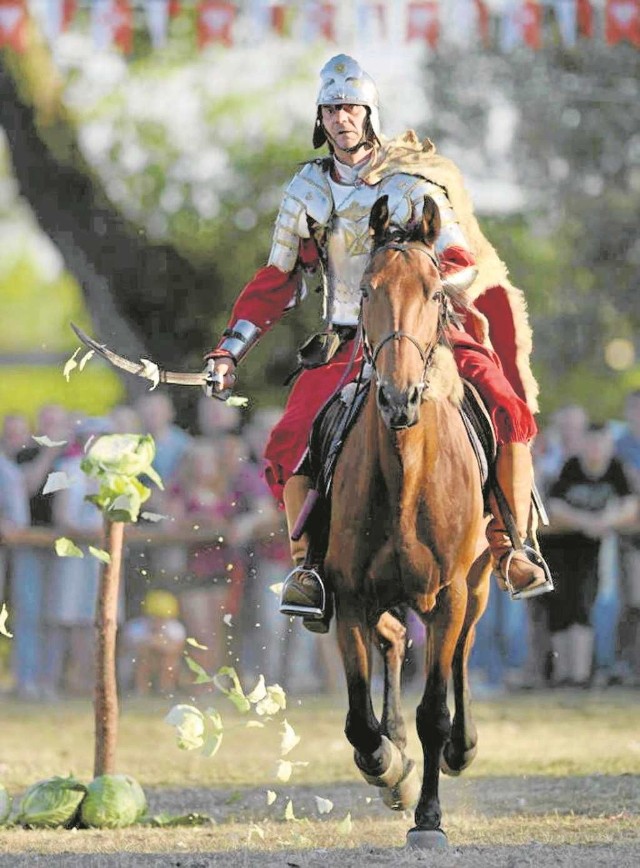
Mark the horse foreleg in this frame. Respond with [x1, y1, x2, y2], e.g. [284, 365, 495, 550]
[376, 609, 422, 811]
[377, 609, 408, 751]
[441, 554, 491, 776]
[336, 612, 404, 792]
[413, 584, 465, 836]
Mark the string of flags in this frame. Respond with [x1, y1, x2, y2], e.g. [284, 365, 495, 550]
[0, 1, 638, 54]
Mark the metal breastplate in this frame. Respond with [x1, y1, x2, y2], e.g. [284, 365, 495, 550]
[325, 173, 424, 325]
[325, 177, 379, 325]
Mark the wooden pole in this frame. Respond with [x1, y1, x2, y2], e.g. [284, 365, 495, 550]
[93, 519, 125, 777]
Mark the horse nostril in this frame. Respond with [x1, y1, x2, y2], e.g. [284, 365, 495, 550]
[409, 386, 421, 406]
[378, 387, 389, 408]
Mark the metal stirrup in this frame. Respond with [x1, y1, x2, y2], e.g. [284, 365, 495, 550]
[279, 566, 326, 619]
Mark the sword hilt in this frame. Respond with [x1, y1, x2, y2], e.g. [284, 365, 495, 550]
[204, 361, 233, 402]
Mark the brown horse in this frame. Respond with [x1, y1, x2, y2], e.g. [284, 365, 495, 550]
[324, 194, 492, 849]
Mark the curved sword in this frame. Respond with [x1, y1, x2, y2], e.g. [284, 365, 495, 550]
[70, 323, 231, 398]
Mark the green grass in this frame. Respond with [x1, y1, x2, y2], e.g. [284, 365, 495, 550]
[0, 690, 639, 793]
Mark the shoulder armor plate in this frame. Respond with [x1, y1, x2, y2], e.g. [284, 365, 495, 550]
[268, 162, 333, 272]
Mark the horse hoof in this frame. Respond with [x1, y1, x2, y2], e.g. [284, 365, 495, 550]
[405, 827, 448, 850]
[356, 736, 404, 788]
[381, 759, 421, 811]
[440, 744, 477, 777]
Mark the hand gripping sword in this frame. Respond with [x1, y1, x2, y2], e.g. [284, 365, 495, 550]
[70, 323, 233, 401]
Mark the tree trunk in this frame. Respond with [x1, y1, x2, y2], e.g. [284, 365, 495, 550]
[0, 31, 220, 415]
[93, 519, 124, 778]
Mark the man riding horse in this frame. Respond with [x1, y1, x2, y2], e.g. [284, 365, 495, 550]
[205, 54, 552, 626]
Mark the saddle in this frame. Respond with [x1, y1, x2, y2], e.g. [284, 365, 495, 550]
[307, 378, 496, 502]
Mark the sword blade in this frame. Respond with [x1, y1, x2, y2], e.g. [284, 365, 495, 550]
[70, 322, 208, 387]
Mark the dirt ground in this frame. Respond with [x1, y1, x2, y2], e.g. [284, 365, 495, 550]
[1, 774, 638, 867]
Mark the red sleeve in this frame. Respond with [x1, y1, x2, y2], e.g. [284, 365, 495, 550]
[228, 237, 320, 333]
[439, 244, 476, 276]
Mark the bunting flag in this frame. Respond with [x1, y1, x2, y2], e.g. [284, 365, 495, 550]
[169, 0, 181, 15]
[299, 2, 336, 42]
[270, 4, 295, 36]
[246, 1, 293, 39]
[551, 0, 593, 46]
[91, 0, 133, 53]
[197, 1, 237, 48]
[499, 0, 542, 51]
[475, 0, 490, 45]
[442, 0, 488, 48]
[605, 0, 640, 45]
[355, 2, 387, 42]
[144, 0, 169, 48]
[577, 0, 594, 37]
[406, 1, 440, 47]
[0, 0, 26, 52]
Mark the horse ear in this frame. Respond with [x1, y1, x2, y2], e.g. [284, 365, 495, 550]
[369, 195, 390, 248]
[421, 195, 441, 247]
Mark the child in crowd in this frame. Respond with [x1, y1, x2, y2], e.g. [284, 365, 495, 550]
[121, 589, 186, 695]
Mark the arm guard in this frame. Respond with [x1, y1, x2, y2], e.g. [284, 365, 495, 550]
[212, 319, 261, 365]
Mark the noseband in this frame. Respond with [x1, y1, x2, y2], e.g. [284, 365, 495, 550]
[362, 241, 443, 392]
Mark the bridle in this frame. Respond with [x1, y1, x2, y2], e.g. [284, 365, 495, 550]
[361, 240, 444, 393]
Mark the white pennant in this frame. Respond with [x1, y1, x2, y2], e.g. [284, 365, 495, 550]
[0, 6, 22, 34]
[144, 0, 169, 48]
[552, 0, 577, 48]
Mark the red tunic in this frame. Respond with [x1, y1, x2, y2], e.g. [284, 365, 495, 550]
[215, 242, 536, 504]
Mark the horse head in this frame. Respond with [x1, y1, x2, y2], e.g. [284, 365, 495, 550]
[363, 194, 447, 430]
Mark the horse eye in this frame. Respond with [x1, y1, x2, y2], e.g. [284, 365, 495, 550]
[361, 285, 369, 299]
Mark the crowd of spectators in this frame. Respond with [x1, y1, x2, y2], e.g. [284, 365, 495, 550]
[0, 393, 340, 702]
[1, 389, 639, 702]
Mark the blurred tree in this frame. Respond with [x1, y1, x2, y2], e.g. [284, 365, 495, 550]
[0, 20, 322, 417]
[427, 35, 640, 418]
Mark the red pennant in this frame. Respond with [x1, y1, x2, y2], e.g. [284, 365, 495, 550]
[270, 4, 296, 36]
[63, 0, 77, 30]
[606, 0, 640, 45]
[112, 0, 133, 53]
[0, 0, 26, 52]
[198, 1, 236, 48]
[577, 0, 594, 37]
[305, 3, 336, 41]
[474, 0, 490, 45]
[406, 1, 440, 47]
[520, 0, 542, 49]
[169, 0, 181, 16]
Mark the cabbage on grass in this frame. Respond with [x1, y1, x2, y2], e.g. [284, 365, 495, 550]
[17, 775, 86, 828]
[0, 784, 11, 825]
[80, 774, 145, 828]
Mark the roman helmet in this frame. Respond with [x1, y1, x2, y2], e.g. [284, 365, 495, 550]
[313, 54, 381, 150]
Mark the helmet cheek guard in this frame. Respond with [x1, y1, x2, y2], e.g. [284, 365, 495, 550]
[313, 110, 327, 149]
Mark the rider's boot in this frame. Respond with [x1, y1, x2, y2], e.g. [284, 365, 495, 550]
[279, 475, 329, 631]
[486, 443, 553, 601]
